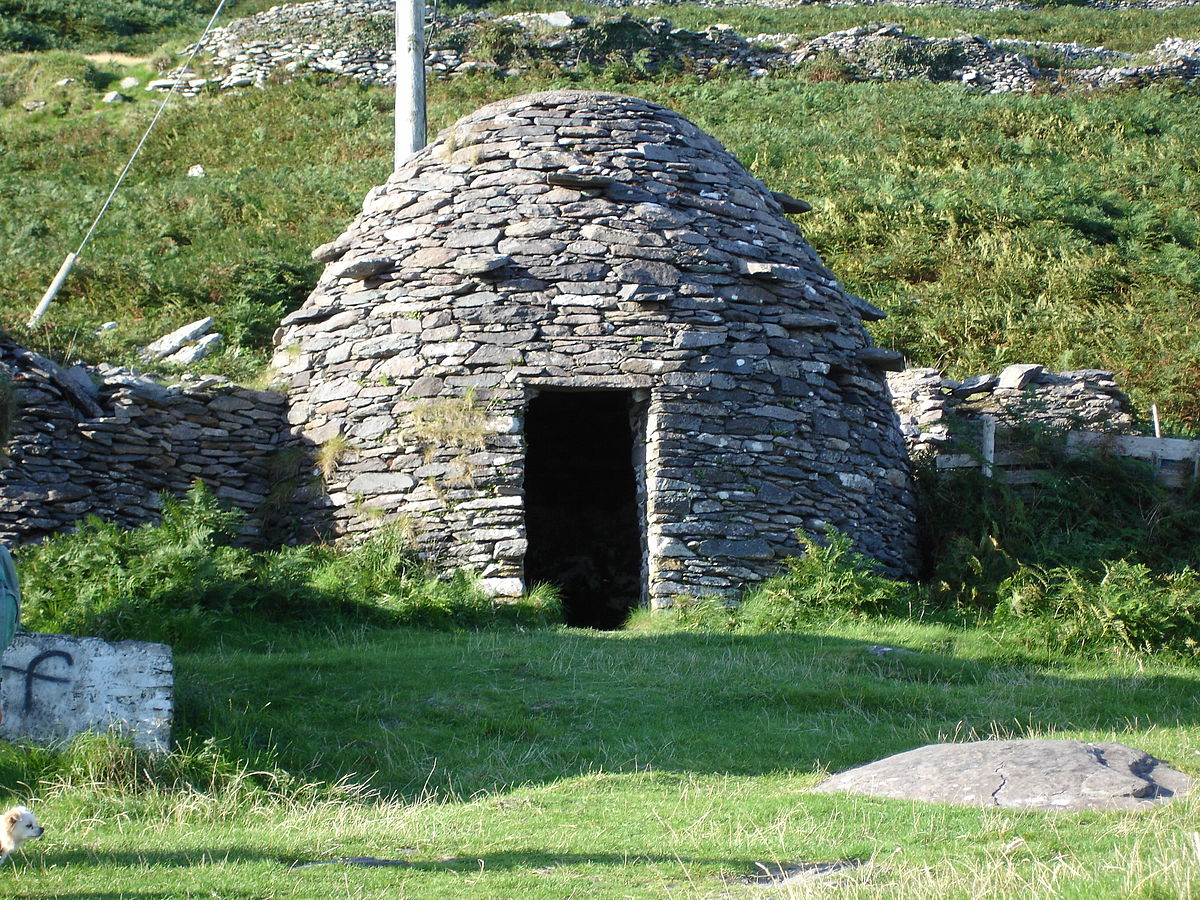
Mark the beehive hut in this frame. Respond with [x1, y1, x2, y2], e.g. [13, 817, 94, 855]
[274, 89, 917, 626]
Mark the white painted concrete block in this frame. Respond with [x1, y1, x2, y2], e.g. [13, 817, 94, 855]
[1, 633, 173, 752]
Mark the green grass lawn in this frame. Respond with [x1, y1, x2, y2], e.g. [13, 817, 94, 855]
[2, 620, 1197, 898]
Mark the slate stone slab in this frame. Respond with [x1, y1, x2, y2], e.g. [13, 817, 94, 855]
[813, 739, 1192, 811]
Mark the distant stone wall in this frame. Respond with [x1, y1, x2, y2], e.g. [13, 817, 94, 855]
[888, 364, 1137, 460]
[156, 2, 1200, 97]
[0, 338, 292, 545]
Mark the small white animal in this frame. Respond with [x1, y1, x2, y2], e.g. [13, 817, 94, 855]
[0, 806, 43, 865]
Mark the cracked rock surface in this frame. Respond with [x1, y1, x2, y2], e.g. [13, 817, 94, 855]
[813, 739, 1193, 811]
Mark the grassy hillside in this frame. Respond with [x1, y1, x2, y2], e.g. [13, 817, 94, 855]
[3, 55, 1199, 422]
[2, 7, 1200, 884]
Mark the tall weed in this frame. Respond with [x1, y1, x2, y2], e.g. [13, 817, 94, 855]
[740, 529, 917, 631]
[996, 560, 1200, 656]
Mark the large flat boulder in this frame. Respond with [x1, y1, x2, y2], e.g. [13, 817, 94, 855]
[813, 740, 1192, 811]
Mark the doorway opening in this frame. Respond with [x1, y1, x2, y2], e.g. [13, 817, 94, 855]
[523, 389, 644, 629]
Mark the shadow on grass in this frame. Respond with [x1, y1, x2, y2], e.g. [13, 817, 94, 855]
[286, 850, 760, 873]
[28, 847, 769, 880]
[174, 627, 1200, 799]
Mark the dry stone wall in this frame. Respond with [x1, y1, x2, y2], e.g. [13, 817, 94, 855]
[0, 327, 1147, 597]
[0, 338, 291, 545]
[888, 364, 1136, 459]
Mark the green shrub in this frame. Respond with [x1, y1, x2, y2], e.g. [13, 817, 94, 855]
[800, 51, 862, 84]
[859, 37, 966, 81]
[916, 436, 1200, 608]
[0, 51, 107, 111]
[739, 528, 916, 631]
[212, 255, 317, 353]
[19, 483, 267, 647]
[626, 595, 740, 633]
[16, 485, 561, 648]
[995, 560, 1200, 656]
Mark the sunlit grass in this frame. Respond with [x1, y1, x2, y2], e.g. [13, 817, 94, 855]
[0, 619, 1195, 898]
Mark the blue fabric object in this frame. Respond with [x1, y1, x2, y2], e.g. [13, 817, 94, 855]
[0, 546, 19, 650]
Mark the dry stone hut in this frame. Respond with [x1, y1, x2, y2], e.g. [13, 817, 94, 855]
[275, 89, 918, 626]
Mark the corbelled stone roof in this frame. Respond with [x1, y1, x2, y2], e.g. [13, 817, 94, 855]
[275, 90, 918, 600]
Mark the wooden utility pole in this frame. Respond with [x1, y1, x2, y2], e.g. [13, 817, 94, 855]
[395, 0, 427, 168]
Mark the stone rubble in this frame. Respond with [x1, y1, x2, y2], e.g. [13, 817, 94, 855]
[147, 2, 1200, 98]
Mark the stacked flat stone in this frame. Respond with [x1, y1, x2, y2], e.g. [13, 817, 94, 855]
[0, 337, 288, 545]
[274, 89, 919, 603]
[888, 364, 1136, 459]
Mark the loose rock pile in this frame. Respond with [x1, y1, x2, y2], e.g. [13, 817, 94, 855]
[149, 2, 1199, 97]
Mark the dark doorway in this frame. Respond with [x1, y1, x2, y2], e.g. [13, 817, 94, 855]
[523, 390, 643, 629]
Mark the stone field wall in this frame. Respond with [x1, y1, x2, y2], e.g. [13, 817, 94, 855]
[0, 337, 293, 546]
[0, 328, 1149, 566]
[0, 329, 1153, 559]
[888, 363, 1136, 459]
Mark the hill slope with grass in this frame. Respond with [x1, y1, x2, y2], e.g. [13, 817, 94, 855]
[2, 0, 1199, 425]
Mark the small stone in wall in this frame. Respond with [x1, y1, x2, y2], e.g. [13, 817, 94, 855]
[997, 363, 1045, 391]
[327, 256, 393, 281]
[452, 253, 511, 276]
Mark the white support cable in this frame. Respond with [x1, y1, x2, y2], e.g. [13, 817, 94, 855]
[27, 0, 232, 329]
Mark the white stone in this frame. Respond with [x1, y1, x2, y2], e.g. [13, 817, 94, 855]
[1, 632, 172, 752]
[140, 317, 215, 361]
[164, 333, 223, 365]
[479, 576, 524, 597]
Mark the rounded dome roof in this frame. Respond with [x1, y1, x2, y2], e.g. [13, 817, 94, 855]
[276, 90, 916, 588]
[296, 89, 882, 338]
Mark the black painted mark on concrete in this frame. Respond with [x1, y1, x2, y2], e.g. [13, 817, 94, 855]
[3, 649, 74, 712]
